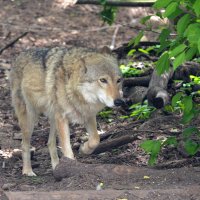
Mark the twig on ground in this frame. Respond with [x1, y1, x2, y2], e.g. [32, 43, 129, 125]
[110, 25, 120, 50]
[154, 158, 200, 169]
[0, 32, 28, 55]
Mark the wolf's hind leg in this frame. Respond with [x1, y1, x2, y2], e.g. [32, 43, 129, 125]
[48, 118, 59, 169]
[14, 96, 37, 176]
[79, 116, 100, 154]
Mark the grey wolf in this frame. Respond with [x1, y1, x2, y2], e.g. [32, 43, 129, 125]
[10, 46, 123, 176]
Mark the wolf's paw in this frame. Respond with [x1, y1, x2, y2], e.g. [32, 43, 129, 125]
[23, 170, 37, 176]
[52, 158, 60, 170]
[79, 143, 94, 155]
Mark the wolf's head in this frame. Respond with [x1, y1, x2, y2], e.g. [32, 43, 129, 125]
[78, 50, 123, 108]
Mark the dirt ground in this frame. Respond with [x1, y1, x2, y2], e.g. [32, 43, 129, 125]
[0, 1, 200, 200]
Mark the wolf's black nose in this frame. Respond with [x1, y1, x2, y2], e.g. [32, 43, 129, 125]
[114, 99, 124, 107]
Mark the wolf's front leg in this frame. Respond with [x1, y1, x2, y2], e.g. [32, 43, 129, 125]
[48, 118, 59, 170]
[79, 116, 100, 154]
[55, 113, 75, 159]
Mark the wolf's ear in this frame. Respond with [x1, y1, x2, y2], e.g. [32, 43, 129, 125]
[79, 57, 87, 74]
[99, 46, 112, 55]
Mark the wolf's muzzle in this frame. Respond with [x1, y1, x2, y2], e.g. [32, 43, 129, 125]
[114, 99, 125, 107]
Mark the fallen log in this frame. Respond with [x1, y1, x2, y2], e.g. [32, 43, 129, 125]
[123, 75, 151, 87]
[93, 134, 138, 154]
[173, 63, 200, 82]
[53, 157, 139, 181]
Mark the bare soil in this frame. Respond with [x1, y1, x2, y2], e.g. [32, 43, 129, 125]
[0, 1, 200, 199]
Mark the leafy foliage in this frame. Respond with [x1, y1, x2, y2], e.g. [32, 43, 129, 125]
[128, 31, 144, 47]
[171, 76, 200, 123]
[120, 102, 156, 120]
[99, 0, 117, 25]
[98, 108, 113, 119]
[153, 0, 200, 73]
[128, 0, 200, 164]
[183, 127, 200, 155]
[120, 63, 144, 77]
[140, 136, 179, 165]
[140, 140, 161, 165]
[129, 102, 156, 120]
[99, 0, 200, 165]
[126, 0, 200, 74]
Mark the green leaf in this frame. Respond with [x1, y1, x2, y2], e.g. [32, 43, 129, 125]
[140, 140, 155, 153]
[138, 48, 149, 54]
[100, 6, 117, 25]
[157, 41, 170, 54]
[170, 44, 187, 58]
[185, 47, 197, 61]
[193, 0, 200, 16]
[159, 28, 170, 44]
[171, 92, 183, 107]
[163, 137, 178, 146]
[156, 52, 170, 75]
[153, 0, 173, 9]
[119, 115, 129, 119]
[141, 140, 161, 154]
[148, 154, 157, 166]
[140, 16, 151, 24]
[182, 96, 193, 114]
[190, 75, 200, 84]
[184, 23, 200, 45]
[198, 38, 200, 54]
[150, 141, 161, 164]
[128, 37, 135, 47]
[140, 140, 161, 166]
[183, 126, 199, 139]
[173, 51, 186, 70]
[128, 31, 144, 47]
[182, 111, 195, 124]
[163, 2, 182, 19]
[184, 140, 199, 155]
[99, 0, 107, 5]
[127, 49, 136, 56]
[134, 31, 144, 46]
[177, 14, 191, 35]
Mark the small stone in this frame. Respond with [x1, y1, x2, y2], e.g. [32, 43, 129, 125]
[19, 184, 36, 191]
[2, 183, 16, 190]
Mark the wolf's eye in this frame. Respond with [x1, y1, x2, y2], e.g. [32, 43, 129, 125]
[117, 78, 121, 83]
[100, 78, 107, 83]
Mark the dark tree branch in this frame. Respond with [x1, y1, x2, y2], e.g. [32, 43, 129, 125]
[123, 75, 151, 87]
[93, 134, 138, 154]
[77, 0, 154, 7]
